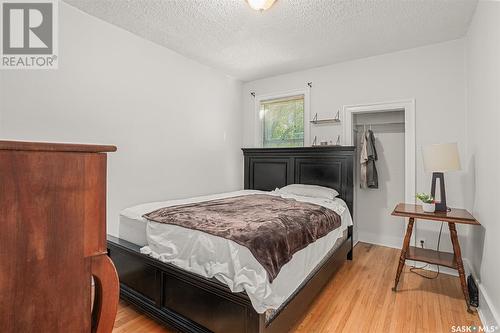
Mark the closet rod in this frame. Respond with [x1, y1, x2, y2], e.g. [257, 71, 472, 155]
[353, 121, 405, 132]
[354, 121, 404, 126]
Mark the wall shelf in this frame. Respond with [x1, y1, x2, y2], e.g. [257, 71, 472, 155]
[310, 112, 341, 125]
[310, 118, 341, 125]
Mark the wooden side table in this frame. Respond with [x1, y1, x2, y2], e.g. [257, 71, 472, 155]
[391, 203, 480, 313]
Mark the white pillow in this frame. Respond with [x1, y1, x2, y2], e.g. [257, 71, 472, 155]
[278, 184, 339, 200]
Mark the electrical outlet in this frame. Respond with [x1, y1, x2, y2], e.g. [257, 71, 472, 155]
[419, 239, 425, 248]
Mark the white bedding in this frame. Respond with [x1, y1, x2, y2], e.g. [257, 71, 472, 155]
[119, 190, 352, 314]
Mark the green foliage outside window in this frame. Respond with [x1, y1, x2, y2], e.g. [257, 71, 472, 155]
[262, 95, 304, 147]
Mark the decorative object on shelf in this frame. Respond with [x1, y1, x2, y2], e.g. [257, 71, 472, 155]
[311, 135, 342, 147]
[416, 193, 435, 212]
[422, 143, 461, 212]
[310, 111, 341, 125]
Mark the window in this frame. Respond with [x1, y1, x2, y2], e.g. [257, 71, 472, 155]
[260, 95, 305, 147]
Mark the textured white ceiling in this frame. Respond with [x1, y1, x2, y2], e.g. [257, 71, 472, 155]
[63, 0, 477, 81]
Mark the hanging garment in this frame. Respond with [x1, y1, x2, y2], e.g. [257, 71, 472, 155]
[360, 130, 368, 188]
[366, 130, 378, 188]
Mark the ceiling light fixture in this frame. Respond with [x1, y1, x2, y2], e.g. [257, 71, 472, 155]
[246, 0, 276, 11]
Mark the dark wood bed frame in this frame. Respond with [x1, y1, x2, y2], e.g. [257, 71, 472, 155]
[107, 146, 355, 333]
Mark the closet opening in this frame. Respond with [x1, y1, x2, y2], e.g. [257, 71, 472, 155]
[353, 110, 405, 246]
[342, 100, 416, 248]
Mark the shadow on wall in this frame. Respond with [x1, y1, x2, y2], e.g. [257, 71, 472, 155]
[464, 154, 485, 279]
[375, 136, 390, 190]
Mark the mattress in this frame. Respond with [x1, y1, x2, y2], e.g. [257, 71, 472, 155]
[119, 190, 352, 314]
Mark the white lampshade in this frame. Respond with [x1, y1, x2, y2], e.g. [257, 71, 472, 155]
[422, 143, 461, 173]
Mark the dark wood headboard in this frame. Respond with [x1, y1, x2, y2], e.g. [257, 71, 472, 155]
[242, 146, 355, 214]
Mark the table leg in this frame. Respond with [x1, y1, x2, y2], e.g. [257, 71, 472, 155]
[449, 222, 473, 313]
[91, 254, 119, 333]
[393, 217, 415, 292]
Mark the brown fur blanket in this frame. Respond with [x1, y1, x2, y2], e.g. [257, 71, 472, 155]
[143, 194, 341, 282]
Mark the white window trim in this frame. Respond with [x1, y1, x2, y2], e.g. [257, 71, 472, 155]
[253, 89, 310, 148]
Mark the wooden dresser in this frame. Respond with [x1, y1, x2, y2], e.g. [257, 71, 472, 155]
[0, 141, 119, 332]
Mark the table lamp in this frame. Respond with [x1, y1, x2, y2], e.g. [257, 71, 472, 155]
[422, 143, 461, 212]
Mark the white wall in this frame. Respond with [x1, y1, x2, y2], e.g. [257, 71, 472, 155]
[464, 1, 500, 327]
[243, 39, 469, 254]
[0, 3, 244, 236]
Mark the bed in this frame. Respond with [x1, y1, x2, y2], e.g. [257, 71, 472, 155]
[107, 146, 355, 333]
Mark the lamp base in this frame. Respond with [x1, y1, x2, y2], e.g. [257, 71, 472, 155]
[431, 172, 447, 212]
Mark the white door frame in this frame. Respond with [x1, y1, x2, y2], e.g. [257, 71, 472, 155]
[342, 99, 416, 204]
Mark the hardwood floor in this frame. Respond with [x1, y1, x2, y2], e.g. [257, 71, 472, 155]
[112, 243, 481, 333]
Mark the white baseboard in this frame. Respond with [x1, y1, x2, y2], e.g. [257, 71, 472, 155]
[357, 230, 404, 250]
[410, 261, 459, 276]
[463, 259, 500, 330]
[477, 282, 500, 330]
